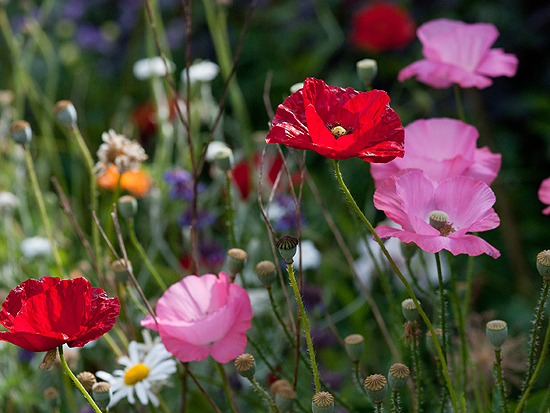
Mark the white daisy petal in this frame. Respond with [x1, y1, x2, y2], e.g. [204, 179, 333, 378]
[134, 382, 150, 405]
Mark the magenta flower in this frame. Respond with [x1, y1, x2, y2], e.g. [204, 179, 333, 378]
[141, 272, 252, 363]
[371, 118, 501, 188]
[374, 169, 500, 258]
[398, 19, 518, 89]
[538, 177, 550, 215]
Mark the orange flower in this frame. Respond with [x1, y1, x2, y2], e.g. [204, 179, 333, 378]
[97, 165, 152, 198]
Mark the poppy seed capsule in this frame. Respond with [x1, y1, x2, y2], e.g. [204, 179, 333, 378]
[425, 328, 443, 357]
[270, 379, 296, 413]
[76, 371, 96, 391]
[92, 382, 111, 410]
[388, 363, 410, 391]
[429, 210, 449, 230]
[53, 100, 77, 127]
[227, 248, 247, 276]
[312, 391, 335, 412]
[486, 320, 508, 350]
[356, 58, 378, 87]
[402, 298, 420, 322]
[364, 374, 387, 404]
[9, 120, 32, 145]
[276, 235, 299, 264]
[118, 195, 138, 219]
[344, 334, 365, 362]
[255, 260, 277, 287]
[234, 353, 255, 378]
[536, 250, 550, 280]
[110, 259, 132, 283]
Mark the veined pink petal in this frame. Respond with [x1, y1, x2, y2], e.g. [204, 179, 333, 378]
[466, 147, 502, 185]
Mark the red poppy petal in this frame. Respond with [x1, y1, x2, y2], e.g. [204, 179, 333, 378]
[0, 331, 70, 352]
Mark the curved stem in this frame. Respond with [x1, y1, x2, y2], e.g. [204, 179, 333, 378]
[286, 261, 321, 392]
[494, 349, 509, 413]
[58, 346, 104, 413]
[354, 362, 368, 397]
[332, 160, 458, 412]
[248, 377, 278, 412]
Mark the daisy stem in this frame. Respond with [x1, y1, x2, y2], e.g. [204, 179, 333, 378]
[58, 346, 104, 413]
[23, 146, 66, 278]
[453, 84, 466, 123]
[225, 172, 237, 247]
[494, 349, 509, 413]
[332, 160, 458, 413]
[286, 261, 321, 393]
[127, 217, 167, 291]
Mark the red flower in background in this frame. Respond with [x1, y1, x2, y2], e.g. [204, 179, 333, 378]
[0, 277, 120, 352]
[350, 2, 415, 53]
[266, 77, 404, 163]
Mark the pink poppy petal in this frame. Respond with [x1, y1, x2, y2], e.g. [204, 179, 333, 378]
[476, 48, 519, 78]
[465, 147, 502, 185]
[159, 329, 211, 362]
[374, 172, 415, 232]
[539, 177, 550, 214]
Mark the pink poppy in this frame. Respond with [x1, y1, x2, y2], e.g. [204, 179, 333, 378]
[374, 169, 500, 258]
[141, 272, 253, 363]
[398, 19, 518, 89]
[370, 118, 501, 187]
[538, 177, 550, 215]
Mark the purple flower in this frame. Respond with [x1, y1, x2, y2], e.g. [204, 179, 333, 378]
[163, 169, 205, 201]
[178, 209, 216, 230]
[268, 194, 306, 232]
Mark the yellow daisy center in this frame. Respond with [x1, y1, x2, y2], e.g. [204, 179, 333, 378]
[124, 363, 150, 385]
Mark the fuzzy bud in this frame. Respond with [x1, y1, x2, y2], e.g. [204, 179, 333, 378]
[364, 374, 387, 404]
[388, 363, 410, 392]
[227, 248, 247, 276]
[486, 320, 508, 350]
[425, 328, 443, 357]
[118, 195, 138, 219]
[356, 58, 378, 88]
[9, 120, 32, 145]
[401, 298, 420, 322]
[39, 348, 58, 370]
[344, 334, 365, 363]
[53, 100, 77, 127]
[276, 235, 298, 264]
[312, 391, 335, 412]
[234, 353, 255, 378]
[536, 250, 550, 281]
[255, 260, 277, 287]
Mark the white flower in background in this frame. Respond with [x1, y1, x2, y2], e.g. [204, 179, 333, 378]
[95, 341, 177, 408]
[181, 60, 220, 84]
[0, 191, 18, 212]
[205, 141, 233, 162]
[133, 57, 175, 80]
[294, 240, 321, 271]
[95, 129, 148, 174]
[246, 288, 270, 316]
[21, 236, 52, 258]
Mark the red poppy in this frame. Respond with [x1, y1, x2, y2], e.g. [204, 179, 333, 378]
[350, 2, 415, 53]
[266, 78, 404, 163]
[0, 277, 120, 352]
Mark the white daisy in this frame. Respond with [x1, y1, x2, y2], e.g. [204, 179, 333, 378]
[133, 57, 175, 80]
[95, 340, 177, 408]
[181, 60, 220, 83]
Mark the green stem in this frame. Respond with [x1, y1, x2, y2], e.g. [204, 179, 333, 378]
[127, 217, 167, 291]
[354, 362, 368, 397]
[24, 146, 65, 277]
[216, 361, 240, 413]
[332, 160, 458, 412]
[412, 336, 422, 413]
[59, 346, 104, 413]
[463, 254, 475, 318]
[268, 287, 294, 344]
[435, 252, 447, 364]
[453, 84, 466, 122]
[225, 173, 237, 247]
[286, 261, 321, 393]
[391, 392, 401, 413]
[105, 173, 122, 245]
[248, 377, 278, 413]
[524, 281, 550, 385]
[494, 349, 509, 413]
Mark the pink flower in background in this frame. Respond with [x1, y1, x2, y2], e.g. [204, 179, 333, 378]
[374, 169, 500, 257]
[141, 272, 253, 363]
[398, 19, 518, 89]
[370, 118, 501, 187]
[538, 177, 550, 215]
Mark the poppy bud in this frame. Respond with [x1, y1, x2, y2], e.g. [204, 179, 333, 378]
[344, 334, 365, 363]
[255, 260, 277, 287]
[425, 328, 443, 357]
[536, 250, 550, 281]
[364, 374, 387, 404]
[39, 348, 58, 370]
[270, 380, 296, 412]
[388, 363, 410, 392]
[234, 353, 255, 378]
[312, 391, 335, 412]
[54, 100, 77, 127]
[356, 58, 378, 88]
[227, 248, 247, 277]
[9, 120, 32, 146]
[276, 235, 298, 264]
[486, 320, 508, 350]
[118, 195, 137, 219]
[402, 298, 420, 322]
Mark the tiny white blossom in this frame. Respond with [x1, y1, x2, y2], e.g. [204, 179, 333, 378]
[96, 341, 177, 408]
[0, 191, 18, 212]
[294, 240, 321, 271]
[133, 57, 175, 80]
[21, 237, 52, 258]
[181, 60, 220, 83]
[95, 129, 148, 174]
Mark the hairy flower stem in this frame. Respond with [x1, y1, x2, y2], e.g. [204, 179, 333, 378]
[391, 392, 402, 413]
[453, 84, 466, 122]
[494, 350, 509, 413]
[412, 337, 422, 413]
[225, 173, 237, 247]
[524, 281, 550, 387]
[435, 252, 448, 365]
[248, 377, 278, 412]
[24, 147, 65, 278]
[375, 403, 384, 413]
[286, 261, 321, 392]
[127, 217, 167, 291]
[515, 318, 550, 413]
[59, 346, 104, 413]
[332, 160, 458, 412]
